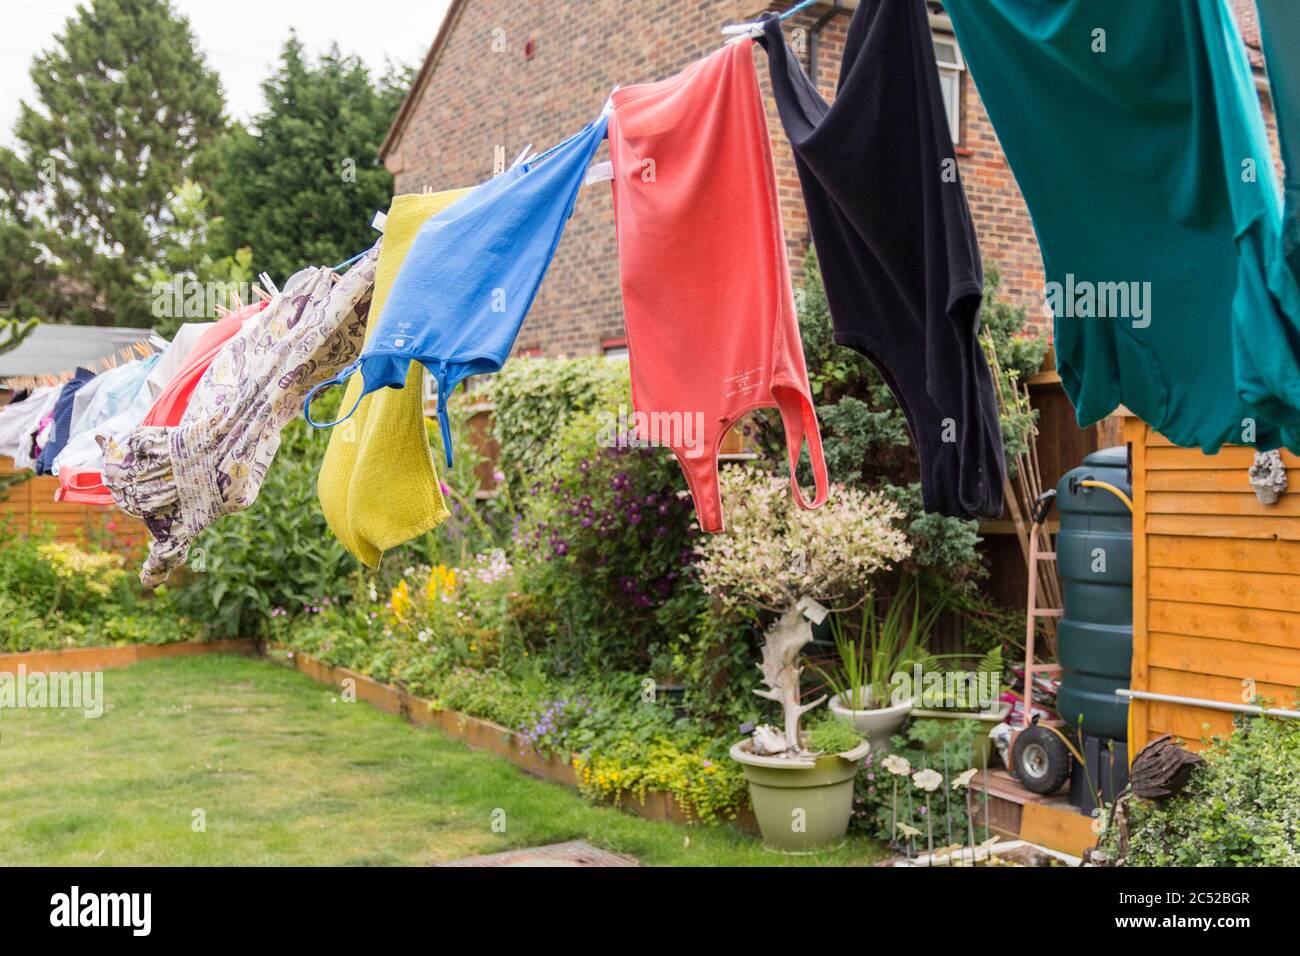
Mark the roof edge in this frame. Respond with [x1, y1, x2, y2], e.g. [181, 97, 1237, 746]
[380, 0, 469, 167]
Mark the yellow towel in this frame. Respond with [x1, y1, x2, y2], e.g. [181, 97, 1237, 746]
[318, 188, 471, 567]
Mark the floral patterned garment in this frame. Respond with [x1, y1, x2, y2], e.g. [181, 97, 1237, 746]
[103, 248, 380, 588]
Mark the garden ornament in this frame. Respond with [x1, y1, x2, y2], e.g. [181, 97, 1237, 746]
[1248, 449, 1287, 504]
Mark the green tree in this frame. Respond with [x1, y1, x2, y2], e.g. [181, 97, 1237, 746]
[0, 317, 39, 358]
[135, 180, 256, 338]
[0, 0, 225, 327]
[212, 38, 410, 281]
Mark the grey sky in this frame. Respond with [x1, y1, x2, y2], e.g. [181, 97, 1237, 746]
[0, 0, 452, 146]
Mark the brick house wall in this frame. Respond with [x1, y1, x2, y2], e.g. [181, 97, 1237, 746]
[382, 0, 1275, 359]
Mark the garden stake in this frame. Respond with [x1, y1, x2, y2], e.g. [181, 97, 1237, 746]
[942, 744, 953, 847]
[982, 763, 989, 842]
[890, 776, 898, 852]
[924, 790, 934, 859]
[906, 786, 914, 859]
[964, 788, 977, 866]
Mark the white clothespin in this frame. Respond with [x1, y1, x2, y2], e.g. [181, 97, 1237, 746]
[258, 272, 279, 297]
[585, 160, 614, 187]
[722, 21, 763, 44]
[510, 144, 534, 170]
[600, 86, 619, 118]
[371, 210, 388, 234]
[722, 0, 816, 45]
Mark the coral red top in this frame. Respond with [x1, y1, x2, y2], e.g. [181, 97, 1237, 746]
[608, 40, 829, 532]
[141, 300, 268, 428]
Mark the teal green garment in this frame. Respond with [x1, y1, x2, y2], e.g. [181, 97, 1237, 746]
[945, 0, 1300, 451]
[1257, 0, 1300, 288]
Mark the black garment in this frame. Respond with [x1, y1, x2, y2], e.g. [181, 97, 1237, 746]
[759, 0, 1005, 520]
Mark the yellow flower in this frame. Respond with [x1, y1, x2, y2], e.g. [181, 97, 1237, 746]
[389, 580, 412, 621]
[426, 564, 458, 601]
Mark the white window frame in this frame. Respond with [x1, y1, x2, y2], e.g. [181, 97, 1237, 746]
[933, 32, 965, 146]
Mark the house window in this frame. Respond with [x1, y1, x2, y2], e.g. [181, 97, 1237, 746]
[933, 34, 965, 145]
[602, 336, 629, 361]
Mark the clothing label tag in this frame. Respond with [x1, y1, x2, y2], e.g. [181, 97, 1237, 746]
[797, 596, 829, 625]
[585, 160, 614, 186]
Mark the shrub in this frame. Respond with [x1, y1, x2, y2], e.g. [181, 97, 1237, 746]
[171, 416, 353, 638]
[0, 523, 191, 651]
[1100, 715, 1300, 866]
[512, 407, 705, 674]
[481, 356, 632, 498]
[695, 464, 910, 612]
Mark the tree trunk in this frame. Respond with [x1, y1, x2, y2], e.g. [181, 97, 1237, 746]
[753, 604, 826, 754]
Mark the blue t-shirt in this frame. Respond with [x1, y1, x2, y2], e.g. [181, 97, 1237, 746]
[307, 114, 609, 465]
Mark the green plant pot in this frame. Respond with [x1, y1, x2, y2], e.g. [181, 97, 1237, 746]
[730, 742, 865, 853]
[909, 702, 1011, 770]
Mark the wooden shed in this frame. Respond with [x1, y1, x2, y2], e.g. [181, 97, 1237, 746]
[1125, 416, 1300, 750]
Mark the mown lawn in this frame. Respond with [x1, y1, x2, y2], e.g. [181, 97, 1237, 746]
[0, 655, 889, 866]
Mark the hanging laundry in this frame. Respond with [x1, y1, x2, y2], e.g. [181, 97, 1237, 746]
[64, 366, 125, 445]
[33, 367, 97, 475]
[144, 322, 211, 399]
[608, 39, 828, 532]
[52, 314, 231, 504]
[52, 356, 160, 505]
[760, 0, 1005, 520]
[52, 355, 159, 475]
[944, 0, 1300, 451]
[1256, 0, 1300, 296]
[305, 113, 609, 466]
[103, 250, 379, 587]
[140, 300, 268, 428]
[318, 188, 471, 568]
[0, 385, 59, 469]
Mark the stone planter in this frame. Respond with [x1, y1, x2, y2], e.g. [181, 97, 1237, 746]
[730, 739, 870, 853]
[829, 692, 913, 754]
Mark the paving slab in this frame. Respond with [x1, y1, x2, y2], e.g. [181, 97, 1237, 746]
[434, 840, 639, 867]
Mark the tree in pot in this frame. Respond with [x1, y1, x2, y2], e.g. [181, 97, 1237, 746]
[695, 465, 911, 851]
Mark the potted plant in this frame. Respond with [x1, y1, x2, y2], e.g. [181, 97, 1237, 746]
[696, 465, 911, 852]
[908, 646, 1010, 768]
[818, 577, 941, 754]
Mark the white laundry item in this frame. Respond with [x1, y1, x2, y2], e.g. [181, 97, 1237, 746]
[144, 323, 212, 399]
[52, 355, 159, 475]
[0, 386, 60, 470]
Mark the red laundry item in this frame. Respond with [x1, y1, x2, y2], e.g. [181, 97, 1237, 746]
[141, 300, 268, 427]
[608, 39, 829, 532]
[55, 466, 114, 506]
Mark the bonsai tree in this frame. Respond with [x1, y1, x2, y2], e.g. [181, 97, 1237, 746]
[696, 465, 910, 755]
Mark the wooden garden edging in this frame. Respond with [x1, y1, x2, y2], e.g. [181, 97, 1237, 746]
[0, 639, 260, 674]
[266, 644, 746, 829]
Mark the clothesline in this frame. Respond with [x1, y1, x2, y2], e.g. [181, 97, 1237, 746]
[2, 0, 1296, 595]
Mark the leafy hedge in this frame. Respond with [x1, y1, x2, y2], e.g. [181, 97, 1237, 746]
[1100, 715, 1300, 866]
